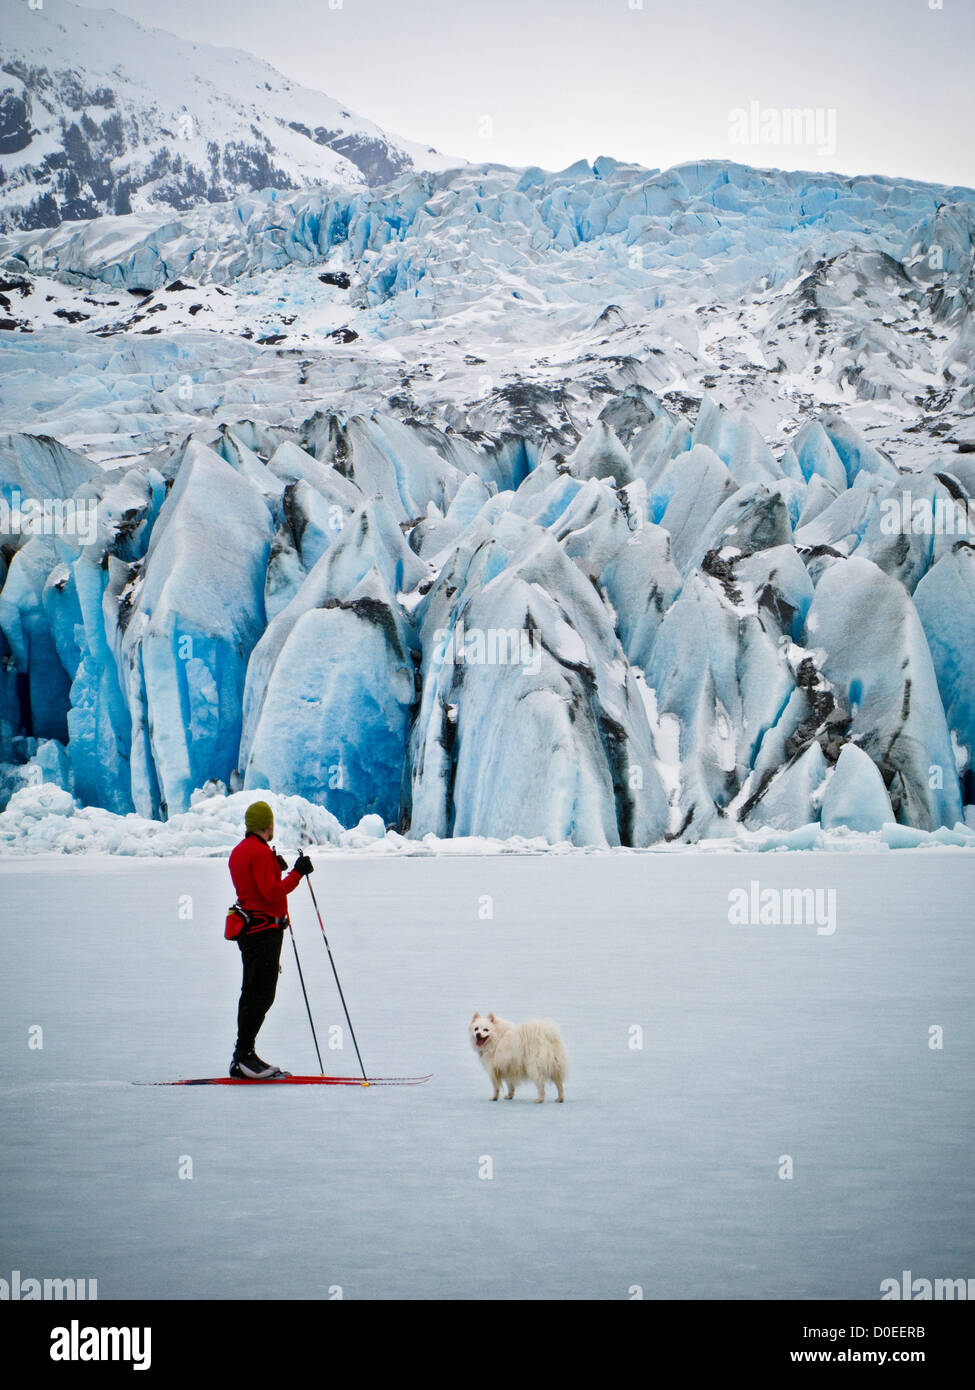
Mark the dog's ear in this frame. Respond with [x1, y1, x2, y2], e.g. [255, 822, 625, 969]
[471, 1011, 480, 1022]
[488, 1012, 496, 1022]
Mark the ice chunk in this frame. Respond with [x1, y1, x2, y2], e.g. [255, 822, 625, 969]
[566, 420, 633, 486]
[795, 473, 839, 528]
[655, 445, 738, 571]
[113, 440, 274, 817]
[645, 570, 797, 838]
[854, 474, 968, 592]
[820, 414, 899, 485]
[683, 483, 793, 575]
[599, 521, 682, 670]
[791, 420, 848, 492]
[409, 511, 668, 846]
[819, 743, 895, 832]
[745, 740, 828, 830]
[240, 496, 425, 811]
[0, 537, 73, 742]
[0, 433, 97, 502]
[735, 545, 813, 642]
[243, 587, 415, 826]
[803, 556, 961, 829]
[913, 544, 975, 799]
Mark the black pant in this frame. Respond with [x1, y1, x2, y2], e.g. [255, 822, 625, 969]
[236, 928, 285, 1056]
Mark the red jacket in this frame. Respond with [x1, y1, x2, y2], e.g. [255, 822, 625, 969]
[229, 833, 302, 926]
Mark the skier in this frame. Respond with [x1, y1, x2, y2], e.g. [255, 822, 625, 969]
[228, 801, 313, 1078]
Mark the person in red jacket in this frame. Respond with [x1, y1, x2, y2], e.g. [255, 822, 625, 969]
[228, 800, 313, 1078]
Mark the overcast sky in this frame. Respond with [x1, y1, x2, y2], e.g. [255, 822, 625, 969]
[75, 0, 973, 187]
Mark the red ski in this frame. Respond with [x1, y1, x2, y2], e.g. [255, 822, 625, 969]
[136, 1074, 432, 1087]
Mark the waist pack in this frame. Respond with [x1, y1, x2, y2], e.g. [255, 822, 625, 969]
[225, 904, 286, 940]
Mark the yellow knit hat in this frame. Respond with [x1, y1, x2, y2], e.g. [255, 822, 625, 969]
[244, 800, 274, 834]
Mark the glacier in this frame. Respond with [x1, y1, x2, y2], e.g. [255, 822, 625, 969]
[2, 154, 975, 847]
[2, 389, 975, 847]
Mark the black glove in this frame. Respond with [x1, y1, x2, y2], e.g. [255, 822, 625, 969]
[293, 852, 314, 877]
[274, 852, 288, 872]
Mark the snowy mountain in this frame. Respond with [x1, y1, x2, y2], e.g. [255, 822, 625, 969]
[2, 98, 975, 847]
[0, 0, 460, 232]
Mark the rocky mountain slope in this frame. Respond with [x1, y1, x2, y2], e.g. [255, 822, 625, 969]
[0, 0, 459, 232]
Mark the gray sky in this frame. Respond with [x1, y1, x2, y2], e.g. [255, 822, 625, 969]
[76, 0, 973, 187]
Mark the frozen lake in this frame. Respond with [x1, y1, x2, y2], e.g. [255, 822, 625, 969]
[1, 850, 972, 1300]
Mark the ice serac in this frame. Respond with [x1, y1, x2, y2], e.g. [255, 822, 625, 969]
[853, 473, 965, 592]
[411, 472, 495, 561]
[283, 475, 362, 570]
[685, 482, 793, 575]
[0, 627, 17, 767]
[819, 743, 895, 832]
[241, 498, 425, 826]
[507, 461, 582, 531]
[63, 465, 167, 813]
[736, 545, 813, 643]
[599, 520, 682, 671]
[744, 741, 827, 831]
[595, 384, 666, 448]
[114, 441, 273, 817]
[913, 544, 975, 804]
[654, 445, 738, 573]
[409, 512, 668, 846]
[0, 537, 74, 743]
[791, 420, 848, 493]
[332, 415, 463, 523]
[258, 442, 365, 616]
[566, 421, 633, 486]
[243, 590, 416, 828]
[645, 570, 797, 839]
[68, 553, 136, 813]
[0, 433, 97, 502]
[803, 556, 961, 830]
[820, 415, 898, 486]
[794, 479, 884, 562]
[795, 474, 839, 529]
[693, 398, 783, 491]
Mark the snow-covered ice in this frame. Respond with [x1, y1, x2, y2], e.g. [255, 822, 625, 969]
[1, 852, 972, 1300]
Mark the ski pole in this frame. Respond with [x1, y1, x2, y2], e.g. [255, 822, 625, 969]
[302, 850, 368, 1082]
[287, 919, 325, 1076]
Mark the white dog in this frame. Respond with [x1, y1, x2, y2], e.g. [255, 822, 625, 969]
[469, 1012, 567, 1103]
